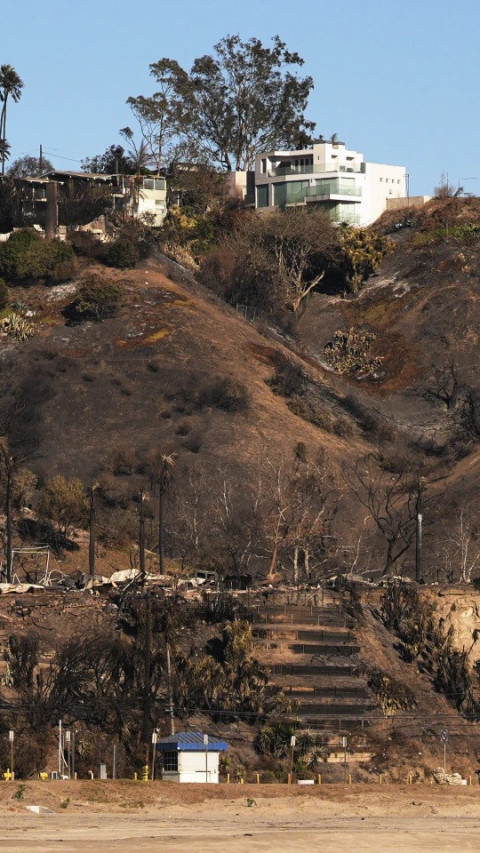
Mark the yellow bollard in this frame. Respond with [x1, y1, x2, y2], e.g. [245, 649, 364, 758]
[141, 765, 149, 782]
[316, 774, 322, 785]
[256, 773, 260, 784]
[226, 773, 230, 784]
[240, 777, 244, 785]
[134, 772, 138, 781]
[287, 773, 292, 785]
[348, 774, 352, 785]
[74, 772, 78, 781]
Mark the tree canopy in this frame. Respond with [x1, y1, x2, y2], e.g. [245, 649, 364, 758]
[8, 154, 54, 177]
[129, 35, 315, 172]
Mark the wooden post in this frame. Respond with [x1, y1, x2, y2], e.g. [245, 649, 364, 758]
[226, 773, 230, 784]
[256, 773, 260, 784]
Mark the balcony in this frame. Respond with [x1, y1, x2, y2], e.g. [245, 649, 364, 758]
[285, 180, 362, 205]
[267, 163, 362, 178]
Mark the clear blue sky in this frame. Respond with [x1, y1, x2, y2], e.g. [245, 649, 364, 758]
[2, 0, 479, 196]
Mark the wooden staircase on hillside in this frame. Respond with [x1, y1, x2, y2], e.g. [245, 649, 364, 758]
[248, 596, 375, 734]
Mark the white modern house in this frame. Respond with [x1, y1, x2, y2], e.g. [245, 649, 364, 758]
[156, 732, 228, 783]
[254, 138, 407, 226]
[113, 174, 167, 226]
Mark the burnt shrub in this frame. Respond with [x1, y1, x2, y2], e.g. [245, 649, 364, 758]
[197, 378, 250, 413]
[104, 220, 154, 269]
[63, 277, 122, 322]
[183, 432, 202, 453]
[104, 237, 141, 269]
[67, 230, 108, 262]
[266, 354, 306, 398]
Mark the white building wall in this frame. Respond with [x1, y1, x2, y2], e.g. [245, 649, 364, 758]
[362, 162, 407, 225]
[161, 750, 220, 783]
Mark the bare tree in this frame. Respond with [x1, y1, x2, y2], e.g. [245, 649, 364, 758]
[346, 455, 423, 577]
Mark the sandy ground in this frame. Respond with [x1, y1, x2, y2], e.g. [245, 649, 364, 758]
[1, 781, 480, 852]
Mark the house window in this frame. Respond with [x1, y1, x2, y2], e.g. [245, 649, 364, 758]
[261, 159, 266, 174]
[162, 751, 178, 771]
[256, 184, 269, 207]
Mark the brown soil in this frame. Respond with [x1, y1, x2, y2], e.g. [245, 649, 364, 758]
[1, 781, 479, 852]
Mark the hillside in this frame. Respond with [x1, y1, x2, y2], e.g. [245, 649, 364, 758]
[2, 197, 480, 778]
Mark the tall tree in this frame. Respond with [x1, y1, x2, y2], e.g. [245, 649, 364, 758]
[131, 35, 315, 172]
[0, 65, 23, 176]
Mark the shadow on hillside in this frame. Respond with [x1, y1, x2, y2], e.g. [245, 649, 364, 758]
[18, 518, 79, 556]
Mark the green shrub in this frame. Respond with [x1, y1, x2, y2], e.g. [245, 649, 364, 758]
[0, 277, 9, 309]
[0, 230, 75, 284]
[64, 277, 122, 322]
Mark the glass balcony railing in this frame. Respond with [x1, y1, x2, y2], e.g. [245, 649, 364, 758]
[267, 163, 361, 177]
[285, 180, 362, 203]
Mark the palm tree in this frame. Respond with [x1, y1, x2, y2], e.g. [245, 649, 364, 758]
[0, 65, 24, 175]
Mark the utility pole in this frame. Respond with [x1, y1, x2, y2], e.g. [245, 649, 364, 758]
[415, 477, 425, 583]
[89, 485, 98, 577]
[142, 591, 152, 759]
[139, 491, 146, 577]
[39, 144, 43, 172]
[166, 643, 175, 735]
[58, 719, 62, 777]
[5, 461, 13, 583]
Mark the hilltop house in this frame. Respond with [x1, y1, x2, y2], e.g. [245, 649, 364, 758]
[42, 170, 168, 227]
[254, 138, 407, 226]
[12, 170, 168, 234]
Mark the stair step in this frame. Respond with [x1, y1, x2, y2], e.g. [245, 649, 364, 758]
[269, 663, 362, 677]
[290, 644, 361, 656]
[279, 686, 369, 699]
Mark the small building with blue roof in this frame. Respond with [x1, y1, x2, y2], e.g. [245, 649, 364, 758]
[156, 731, 228, 783]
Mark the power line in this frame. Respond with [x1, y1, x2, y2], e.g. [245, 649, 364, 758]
[42, 151, 83, 164]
